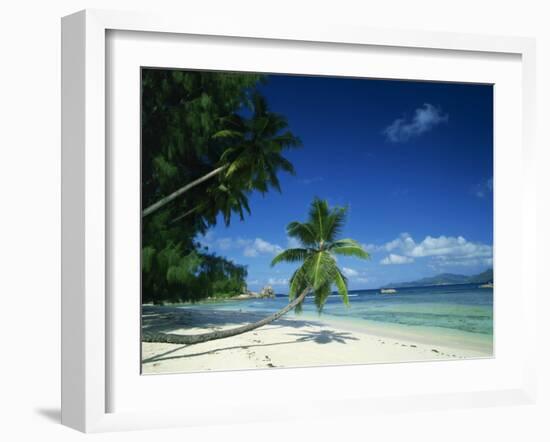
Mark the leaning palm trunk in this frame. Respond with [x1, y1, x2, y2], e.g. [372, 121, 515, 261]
[142, 164, 229, 217]
[169, 206, 199, 225]
[142, 288, 310, 345]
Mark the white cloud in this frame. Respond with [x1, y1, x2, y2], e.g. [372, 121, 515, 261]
[243, 238, 283, 257]
[408, 235, 492, 259]
[384, 233, 416, 253]
[256, 238, 283, 254]
[380, 254, 415, 265]
[216, 237, 233, 250]
[267, 277, 288, 286]
[375, 233, 492, 267]
[342, 267, 359, 277]
[383, 103, 448, 143]
[200, 233, 284, 258]
[243, 247, 259, 257]
[362, 243, 379, 253]
[474, 178, 494, 198]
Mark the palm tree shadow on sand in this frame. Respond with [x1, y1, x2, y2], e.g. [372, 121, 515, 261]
[289, 329, 359, 345]
[141, 307, 325, 335]
[142, 328, 358, 365]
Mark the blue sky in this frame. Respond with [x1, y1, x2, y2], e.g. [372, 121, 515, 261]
[200, 75, 493, 291]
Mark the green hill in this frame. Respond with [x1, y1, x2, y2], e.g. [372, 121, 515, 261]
[385, 268, 493, 288]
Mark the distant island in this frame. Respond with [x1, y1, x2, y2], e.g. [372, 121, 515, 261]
[383, 269, 493, 289]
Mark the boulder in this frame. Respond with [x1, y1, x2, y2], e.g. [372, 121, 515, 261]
[259, 285, 276, 298]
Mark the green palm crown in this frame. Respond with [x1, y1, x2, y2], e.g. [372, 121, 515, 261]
[271, 197, 370, 313]
[215, 92, 302, 193]
[209, 92, 302, 225]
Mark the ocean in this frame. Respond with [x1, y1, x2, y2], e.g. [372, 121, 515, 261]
[180, 283, 494, 354]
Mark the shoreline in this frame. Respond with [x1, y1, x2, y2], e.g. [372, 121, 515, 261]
[141, 305, 493, 375]
[295, 310, 493, 354]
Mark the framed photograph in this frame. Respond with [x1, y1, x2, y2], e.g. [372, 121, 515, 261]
[61, 9, 538, 432]
[139, 69, 496, 375]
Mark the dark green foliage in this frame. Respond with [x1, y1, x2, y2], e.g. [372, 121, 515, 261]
[195, 254, 248, 300]
[217, 93, 301, 195]
[141, 69, 299, 304]
[142, 69, 263, 223]
[141, 69, 256, 304]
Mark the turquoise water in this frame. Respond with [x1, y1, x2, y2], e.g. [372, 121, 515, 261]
[180, 284, 493, 352]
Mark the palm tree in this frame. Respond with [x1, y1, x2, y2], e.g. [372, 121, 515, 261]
[142, 198, 369, 345]
[169, 180, 251, 227]
[271, 197, 370, 313]
[142, 93, 301, 217]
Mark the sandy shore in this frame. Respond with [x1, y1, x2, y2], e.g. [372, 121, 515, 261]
[142, 306, 492, 374]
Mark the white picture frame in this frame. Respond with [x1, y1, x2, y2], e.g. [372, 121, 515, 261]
[61, 9, 538, 433]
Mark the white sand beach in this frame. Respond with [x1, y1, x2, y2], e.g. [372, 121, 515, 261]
[141, 306, 492, 375]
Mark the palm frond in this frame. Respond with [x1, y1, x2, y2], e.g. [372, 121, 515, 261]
[251, 92, 269, 115]
[313, 282, 332, 313]
[329, 239, 370, 259]
[308, 198, 330, 241]
[271, 248, 310, 267]
[263, 113, 288, 135]
[272, 131, 302, 149]
[225, 155, 249, 177]
[294, 299, 305, 314]
[211, 129, 244, 140]
[238, 192, 251, 215]
[266, 163, 282, 193]
[253, 116, 270, 137]
[286, 221, 317, 247]
[306, 251, 339, 291]
[219, 146, 242, 163]
[324, 206, 347, 242]
[332, 267, 349, 306]
[288, 267, 309, 301]
[270, 154, 296, 175]
[289, 268, 308, 314]
[220, 113, 246, 131]
[329, 238, 362, 248]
